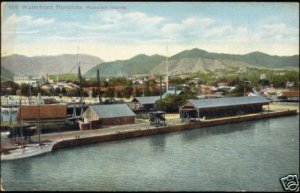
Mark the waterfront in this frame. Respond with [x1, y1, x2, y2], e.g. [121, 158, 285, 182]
[1, 114, 298, 191]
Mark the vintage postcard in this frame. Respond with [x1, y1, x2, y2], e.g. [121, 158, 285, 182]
[1, 1, 299, 192]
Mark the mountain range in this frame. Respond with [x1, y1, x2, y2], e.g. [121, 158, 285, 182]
[85, 48, 299, 77]
[1, 49, 298, 81]
[1, 54, 103, 80]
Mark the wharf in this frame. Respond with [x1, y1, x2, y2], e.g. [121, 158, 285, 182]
[2, 109, 294, 151]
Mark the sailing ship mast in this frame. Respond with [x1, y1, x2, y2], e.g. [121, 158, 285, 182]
[165, 41, 169, 92]
[38, 93, 41, 146]
[77, 47, 84, 116]
[19, 99, 23, 149]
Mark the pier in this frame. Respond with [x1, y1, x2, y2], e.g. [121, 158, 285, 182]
[2, 109, 295, 152]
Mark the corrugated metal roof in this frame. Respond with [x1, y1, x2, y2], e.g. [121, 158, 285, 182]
[132, 96, 161, 105]
[186, 96, 269, 109]
[90, 104, 136, 118]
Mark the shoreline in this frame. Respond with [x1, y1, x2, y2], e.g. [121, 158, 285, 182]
[1, 102, 298, 153]
[53, 109, 298, 150]
[2, 109, 296, 153]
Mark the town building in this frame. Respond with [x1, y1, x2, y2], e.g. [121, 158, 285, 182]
[81, 104, 136, 130]
[13, 74, 47, 87]
[131, 96, 161, 112]
[278, 91, 300, 102]
[179, 96, 270, 120]
[16, 104, 68, 132]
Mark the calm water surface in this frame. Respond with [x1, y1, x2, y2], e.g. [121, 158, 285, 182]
[1, 115, 299, 191]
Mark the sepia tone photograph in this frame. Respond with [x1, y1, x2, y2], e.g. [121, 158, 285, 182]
[1, 1, 299, 191]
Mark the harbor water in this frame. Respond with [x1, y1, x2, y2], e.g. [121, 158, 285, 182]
[1, 115, 299, 191]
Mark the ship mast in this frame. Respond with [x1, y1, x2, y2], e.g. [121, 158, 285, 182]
[38, 93, 41, 146]
[19, 99, 23, 148]
[165, 41, 169, 92]
[77, 47, 84, 116]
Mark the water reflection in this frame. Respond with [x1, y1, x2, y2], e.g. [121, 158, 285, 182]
[149, 134, 166, 151]
[181, 121, 257, 142]
[5, 158, 33, 179]
[1, 115, 298, 191]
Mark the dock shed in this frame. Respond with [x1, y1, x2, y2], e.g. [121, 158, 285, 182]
[81, 104, 136, 129]
[16, 104, 68, 132]
[17, 104, 67, 121]
[179, 96, 270, 120]
[131, 96, 161, 111]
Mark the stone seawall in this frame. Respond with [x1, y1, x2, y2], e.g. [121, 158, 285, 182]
[52, 110, 297, 150]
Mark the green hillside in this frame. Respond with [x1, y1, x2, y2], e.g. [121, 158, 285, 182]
[84, 48, 299, 78]
[1, 66, 14, 81]
[172, 48, 299, 68]
[85, 54, 165, 77]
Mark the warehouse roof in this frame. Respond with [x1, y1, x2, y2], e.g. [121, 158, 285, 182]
[90, 104, 136, 118]
[180, 96, 269, 110]
[17, 104, 67, 120]
[132, 96, 161, 105]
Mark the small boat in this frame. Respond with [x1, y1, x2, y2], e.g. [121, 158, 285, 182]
[1, 97, 60, 161]
[1, 141, 57, 161]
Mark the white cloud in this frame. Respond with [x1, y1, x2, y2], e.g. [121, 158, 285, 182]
[1, 10, 298, 60]
[2, 13, 55, 34]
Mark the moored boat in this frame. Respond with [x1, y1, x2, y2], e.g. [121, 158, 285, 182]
[1, 141, 57, 161]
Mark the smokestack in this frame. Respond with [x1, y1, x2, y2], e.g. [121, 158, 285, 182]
[78, 66, 81, 82]
[97, 69, 100, 85]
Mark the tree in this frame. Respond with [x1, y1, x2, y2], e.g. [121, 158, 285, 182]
[54, 87, 61, 96]
[155, 92, 197, 113]
[61, 87, 67, 96]
[20, 83, 31, 96]
[230, 82, 253, 96]
[124, 86, 133, 98]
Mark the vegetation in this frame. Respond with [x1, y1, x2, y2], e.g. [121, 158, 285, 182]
[156, 87, 198, 112]
[49, 73, 79, 82]
[85, 54, 165, 78]
[1, 66, 14, 81]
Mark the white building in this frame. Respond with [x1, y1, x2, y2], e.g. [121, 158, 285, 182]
[14, 74, 44, 87]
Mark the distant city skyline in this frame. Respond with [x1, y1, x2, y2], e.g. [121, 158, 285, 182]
[1, 2, 299, 61]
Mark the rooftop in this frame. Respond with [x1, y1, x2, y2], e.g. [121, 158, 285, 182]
[181, 96, 269, 109]
[132, 96, 161, 105]
[90, 104, 136, 118]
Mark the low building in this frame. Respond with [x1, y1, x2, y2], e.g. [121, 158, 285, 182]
[17, 104, 67, 121]
[179, 96, 270, 120]
[278, 91, 299, 102]
[131, 96, 161, 111]
[14, 74, 46, 87]
[16, 104, 68, 132]
[81, 104, 136, 129]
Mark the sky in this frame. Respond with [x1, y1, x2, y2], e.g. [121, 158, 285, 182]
[1, 2, 299, 61]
